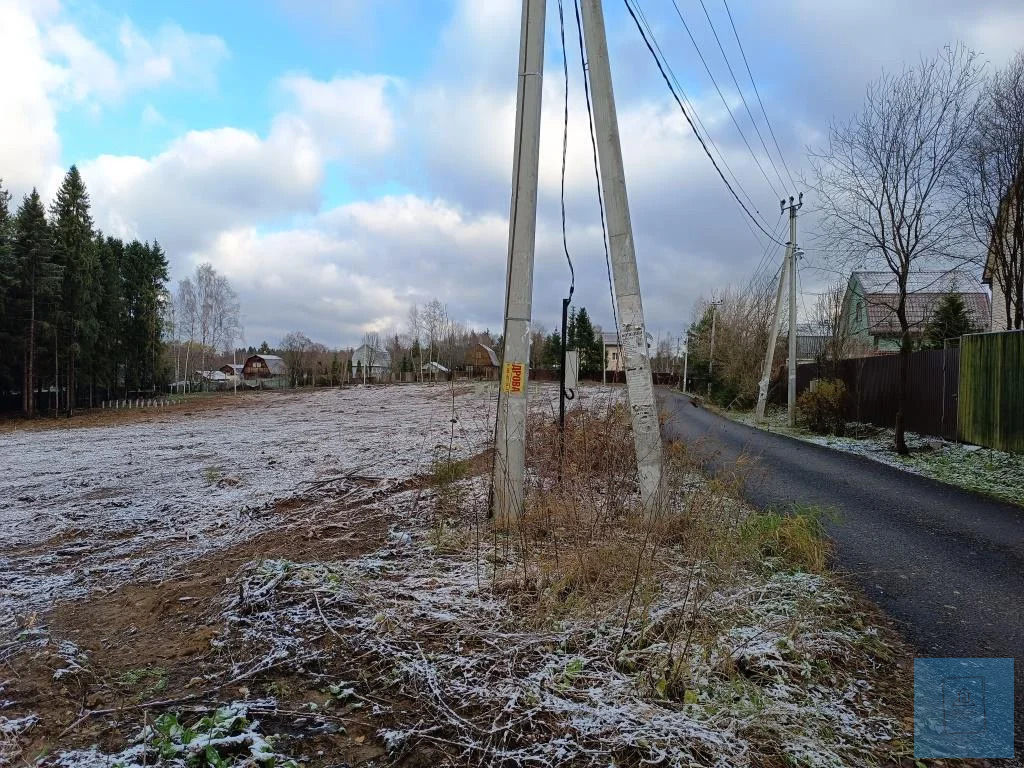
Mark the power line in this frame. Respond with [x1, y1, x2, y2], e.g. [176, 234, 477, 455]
[627, 1, 774, 234]
[666, 0, 782, 199]
[573, 0, 619, 341]
[720, 0, 798, 191]
[622, 0, 786, 247]
[743, 211, 786, 295]
[693, 0, 788, 193]
[557, 0, 575, 299]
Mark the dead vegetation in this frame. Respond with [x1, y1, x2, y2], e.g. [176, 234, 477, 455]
[2, 385, 982, 766]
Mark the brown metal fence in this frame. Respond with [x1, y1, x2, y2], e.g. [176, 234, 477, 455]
[796, 348, 961, 440]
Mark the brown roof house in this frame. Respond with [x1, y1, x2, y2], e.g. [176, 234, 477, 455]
[242, 354, 289, 388]
[464, 343, 499, 378]
[839, 270, 990, 352]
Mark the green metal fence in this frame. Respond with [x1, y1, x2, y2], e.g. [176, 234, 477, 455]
[958, 330, 1024, 453]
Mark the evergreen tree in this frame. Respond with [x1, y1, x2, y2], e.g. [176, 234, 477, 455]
[13, 189, 61, 416]
[94, 235, 124, 396]
[570, 307, 603, 376]
[0, 181, 15, 392]
[258, 340, 271, 354]
[541, 329, 562, 368]
[50, 166, 98, 413]
[121, 240, 169, 393]
[923, 293, 980, 348]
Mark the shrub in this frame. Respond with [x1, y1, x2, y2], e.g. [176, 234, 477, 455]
[797, 379, 846, 435]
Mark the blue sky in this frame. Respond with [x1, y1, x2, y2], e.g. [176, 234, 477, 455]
[3, 0, 1023, 347]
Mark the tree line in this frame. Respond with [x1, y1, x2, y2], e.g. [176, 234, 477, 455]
[0, 168, 168, 416]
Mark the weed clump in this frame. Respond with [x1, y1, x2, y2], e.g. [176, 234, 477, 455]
[739, 504, 833, 572]
[797, 379, 847, 435]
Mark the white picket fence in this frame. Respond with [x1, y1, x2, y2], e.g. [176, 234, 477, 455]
[101, 398, 181, 410]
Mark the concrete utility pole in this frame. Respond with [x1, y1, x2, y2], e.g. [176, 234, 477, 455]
[755, 258, 788, 422]
[682, 332, 689, 394]
[580, 0, 664, 515]
[492, 0, 546, 524]
[707, 299, 721, 397]
[784, 194, 803, 427]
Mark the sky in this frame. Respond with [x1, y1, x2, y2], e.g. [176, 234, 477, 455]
[2, 0, 1023, 349]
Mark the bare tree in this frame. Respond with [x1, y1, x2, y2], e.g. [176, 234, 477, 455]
[281, 331, 313, 386]
[811, 279, 861, 378]
[422, 299, 447, 374]
[406, 304, 422, 380]
[809, 44, 981, 453]
[361, 331, 381, 384]
[963, 50, 1024, 330]
[176, 277, 197, 391]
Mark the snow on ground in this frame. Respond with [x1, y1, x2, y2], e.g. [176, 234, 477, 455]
[0, 384, 493, 638]
[0, 382, 619, 640]
[732, 407, 1024, 506]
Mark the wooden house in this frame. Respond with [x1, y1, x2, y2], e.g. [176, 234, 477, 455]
[242, 354, 289, 388]
[465, 343, 499, 379]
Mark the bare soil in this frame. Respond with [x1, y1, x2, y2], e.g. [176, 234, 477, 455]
[7, 487, 397, 766]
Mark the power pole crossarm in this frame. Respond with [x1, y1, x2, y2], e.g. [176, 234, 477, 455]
[492, 0, 546, 524]
[580, 0, 664, 516]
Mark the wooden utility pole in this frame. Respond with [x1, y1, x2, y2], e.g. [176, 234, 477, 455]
[580, 0, 663, 516]
[492, 0, 546, 524]
[784, 194, 802, 426]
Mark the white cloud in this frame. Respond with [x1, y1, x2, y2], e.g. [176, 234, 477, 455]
[195, 195, 509, 345]
[44, 17, 227, 108]
[81, 117, 323, 256]
[278, 73, 400, 159]
[0, 1, 65, 200]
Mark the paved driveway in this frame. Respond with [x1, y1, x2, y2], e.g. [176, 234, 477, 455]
[659, 390, 1023, 752]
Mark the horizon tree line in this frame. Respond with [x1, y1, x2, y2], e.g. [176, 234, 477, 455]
[0, 168, 168, 416]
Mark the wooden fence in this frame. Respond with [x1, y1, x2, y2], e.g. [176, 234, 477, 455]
[796, 348, 961, 440]
[958, 331, 1024, 453]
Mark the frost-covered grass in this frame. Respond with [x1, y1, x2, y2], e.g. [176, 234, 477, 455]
[731, 406, 1024, 506]
[38, 702, 299, 768]
[209, 530, 907, 766]
[0, 384, 499, 638]
[4, 384, 918, 766]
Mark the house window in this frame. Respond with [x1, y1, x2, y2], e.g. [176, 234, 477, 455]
[856, 300, 863, 323]
[611, 352, 618, 361]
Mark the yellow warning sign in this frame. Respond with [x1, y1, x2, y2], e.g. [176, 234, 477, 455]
[502, 362, 526, 394]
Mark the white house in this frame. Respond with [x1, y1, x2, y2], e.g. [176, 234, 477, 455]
[350, 344, 391, 380]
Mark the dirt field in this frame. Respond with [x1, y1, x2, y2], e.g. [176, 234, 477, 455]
[0, 385, 1001, 767]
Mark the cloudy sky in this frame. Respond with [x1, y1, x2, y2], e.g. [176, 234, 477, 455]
[2, 0, 1023, 348]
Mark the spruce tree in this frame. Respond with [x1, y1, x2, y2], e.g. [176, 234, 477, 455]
[50, 166, 98, 412]
[13, 190, 61, 416]
[923, 293, 980, 348]
[94, 235, 124, 397]
[0, 181, 14, 392]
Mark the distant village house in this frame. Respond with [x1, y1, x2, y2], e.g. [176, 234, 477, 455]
[839, 270, 989, 352]
[464, 343, 499, 379]
[243, 354, 289, 389]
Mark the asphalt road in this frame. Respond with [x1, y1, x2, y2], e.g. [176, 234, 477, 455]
[659, 390, 1024, 752]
